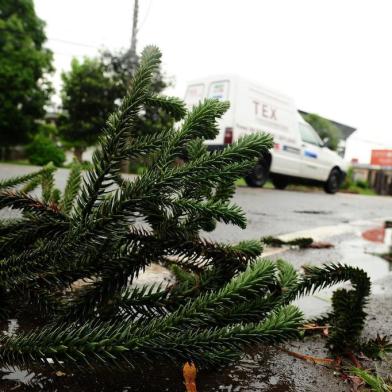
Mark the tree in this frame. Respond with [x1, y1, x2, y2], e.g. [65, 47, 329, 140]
[0, 0, 53, 158]
[304, 113, 342, 151]
[0, 47, 370, 371]
[102, 48, 174, 137]
[26, 132, 65, 167]
[58, 57, 119, 162]
[102, 48, 175, 173]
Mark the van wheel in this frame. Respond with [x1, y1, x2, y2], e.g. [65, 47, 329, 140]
[245, 163, 269, 187]
[271, 175, 289, 190]
[324, 168, 341, 194]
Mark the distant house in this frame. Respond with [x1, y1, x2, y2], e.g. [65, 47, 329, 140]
[44, 110, 59, 126]
[43, 102, 61, 126]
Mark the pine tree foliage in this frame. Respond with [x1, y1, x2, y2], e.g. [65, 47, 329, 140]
[0, 46, 370, 370]
[0, 164, 55, 191]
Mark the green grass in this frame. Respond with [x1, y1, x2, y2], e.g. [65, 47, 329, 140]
[0, 159, 30, 166]
[235, 178, 273, 188]
[351, 367, 392, 392]
[341, 185, 377, 196]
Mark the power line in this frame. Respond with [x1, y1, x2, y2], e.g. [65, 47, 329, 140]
[349, 136, 389, 146]
[0, 27, 102, 49]
[47, 37, 101, 49]
[138, 0, 153, 32]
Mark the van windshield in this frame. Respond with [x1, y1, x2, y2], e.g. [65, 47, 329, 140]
[299, 123, 322, 146]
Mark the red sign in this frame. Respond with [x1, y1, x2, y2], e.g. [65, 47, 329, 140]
[371, 150, 392, 166]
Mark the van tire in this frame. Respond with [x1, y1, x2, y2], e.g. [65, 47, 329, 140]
[324, 168, 341, 194]
[271, 175, 289, 190]
[245, 162, 269, 187]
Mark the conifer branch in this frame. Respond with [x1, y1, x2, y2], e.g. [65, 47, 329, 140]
[0, 45, 371, 372]
[145, 95, 187, 120]
[0, 164, 55, 191]
[74, 46, 162, 223]
[60, 162, 82, 215]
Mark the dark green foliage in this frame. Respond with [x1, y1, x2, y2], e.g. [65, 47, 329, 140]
[294, 263, 371, 353]
[355, 179, 369, 189]
[341, 167, 375, 195]
[0, 165, 55, 191]
[0, 46, 371, 370]
[261, 236, 314, 248]
[59, 161, 82, 214]
[350, 367, 392, 392]
[361, 335, 392, 360]
[0, 0, 53, 151]
[26, 132, 66, 167]
[58, 57, 120, 161]
[101, 48, 174, 138]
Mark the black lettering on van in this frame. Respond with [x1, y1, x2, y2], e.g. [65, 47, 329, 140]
[262, 104, 269, 118]
[253, 100, 277, 121]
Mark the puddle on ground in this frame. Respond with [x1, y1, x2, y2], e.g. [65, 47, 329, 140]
[294, 230, 392, 318]
[0, 347, 296, 391]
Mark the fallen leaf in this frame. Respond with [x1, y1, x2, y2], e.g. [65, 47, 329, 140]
[279, 347, 336, 366]
[183, 361, 197, 392]
[308, 241, 334, 249]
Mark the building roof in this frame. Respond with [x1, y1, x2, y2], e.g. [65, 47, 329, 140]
[299, 110, 356, 140]
[353, 163, 392, 171]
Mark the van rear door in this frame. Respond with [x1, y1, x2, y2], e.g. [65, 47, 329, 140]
[184, 78, 233, 146]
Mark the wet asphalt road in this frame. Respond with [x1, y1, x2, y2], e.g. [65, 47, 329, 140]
[1, 163, 392, 391]
[213, 185, 392, 242]
[1, 163, 392, 239]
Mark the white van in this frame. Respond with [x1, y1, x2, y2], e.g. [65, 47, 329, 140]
[184, 75, 348, 194]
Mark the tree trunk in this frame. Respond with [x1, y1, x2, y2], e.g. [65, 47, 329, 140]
[1, 146, 11, 161]
[74, 147, 84, 163]
[0, 147, 5, 161]
[120, 159, 130, 173]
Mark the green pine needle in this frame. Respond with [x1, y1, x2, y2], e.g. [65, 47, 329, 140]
[0, 45, 371, 372]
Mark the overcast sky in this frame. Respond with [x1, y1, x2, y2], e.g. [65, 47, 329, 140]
[35, 0, 392, 161]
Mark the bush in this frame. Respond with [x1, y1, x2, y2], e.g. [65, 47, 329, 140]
[342, 167, 354, 189]
[26, 133, 65, 167]
[355, 179, 369, 189]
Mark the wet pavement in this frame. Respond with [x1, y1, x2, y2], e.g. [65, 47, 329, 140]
[1, 164, 392, 391]
[2, 163, 392, 234]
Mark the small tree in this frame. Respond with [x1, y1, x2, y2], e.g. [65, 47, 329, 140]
[101, 48, 173, 137]
[0, 47, 370, 371]
[0, 0, 53, 158]
[305, 113, 342, 151]
[26, 132, 65, 167]
[58, 57, 118, 162]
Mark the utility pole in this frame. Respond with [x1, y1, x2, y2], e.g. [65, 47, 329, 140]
[127, 0, 139, 70]
[121, 0, 139, 173]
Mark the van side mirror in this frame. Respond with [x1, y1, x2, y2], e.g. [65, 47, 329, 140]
[322, 137, 329, 147]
